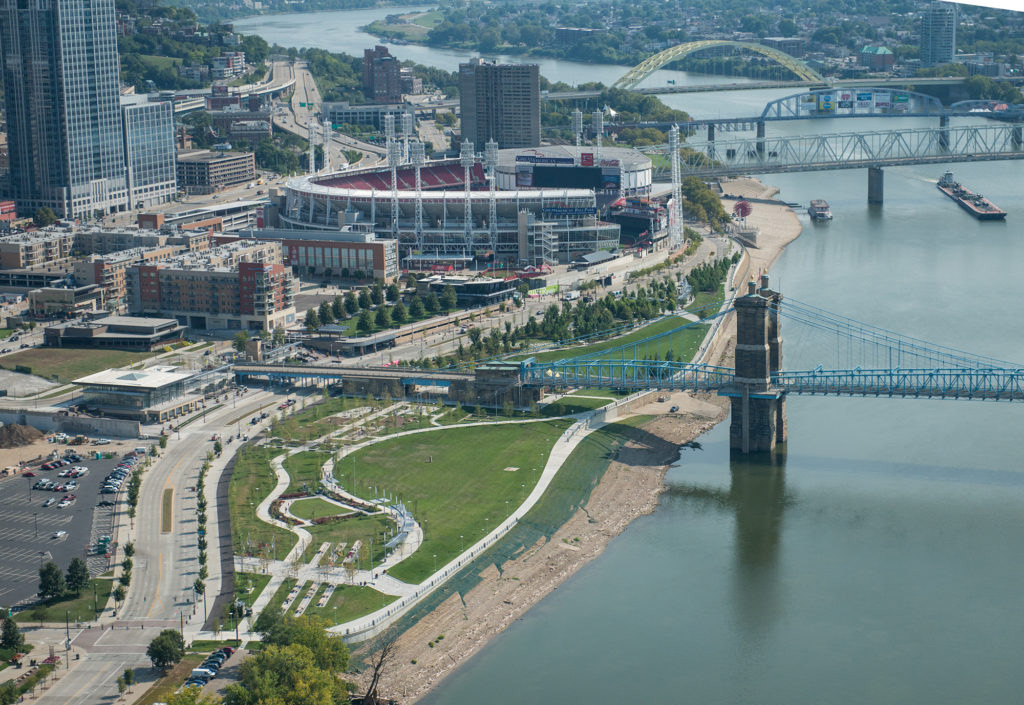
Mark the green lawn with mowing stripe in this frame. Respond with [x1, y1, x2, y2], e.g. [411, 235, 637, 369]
[289, 497, 347, 521]
[282, 450, 330, 493]
[350, 420, 570, 583]
[523, 316, 689, 364]
[0, 347, 155, 383]
[301, 583, 397, 625]
[229, 445, 299, 559]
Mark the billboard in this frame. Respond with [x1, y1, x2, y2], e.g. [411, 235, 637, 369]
[580, 152, 594, 167]
[533, 166, 601, 188]
[542, 207, 597, 217]
[874, 92, 891, 108]
[515, 155, 575, 165]
[817, 93, 835, 112]
[515, 166, 533, 187]
[599, 159, 620, 168]
[601, 169, 621, 190]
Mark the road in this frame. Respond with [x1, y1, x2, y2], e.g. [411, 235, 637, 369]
[32, 387, 287, 704]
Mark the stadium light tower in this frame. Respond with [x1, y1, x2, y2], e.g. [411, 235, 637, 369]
[572, 109, 583, 148]
[307, 121, 316, 174]
[460, 140, 475, 253]
[388, 138, 402, 238]
[485, 139, 499, 254]
[669, 124, 683, 246]
[592, 110, 604, 162]
[322, 119, 332, 173]
[401, 112, 415, 164]
[410, 140, 426, 252]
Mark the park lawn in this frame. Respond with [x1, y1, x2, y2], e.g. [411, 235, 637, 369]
[0, 348, 154, 383]
[235, 572, 272, 609]
[0, 329, 13, 339]
[289, 497, 347, 521]
[228, 445, 299, 559]
[261, 578, 298, 616]
[282, 450, 330, 493]
[686, 282, 727, 316]
[272, 396, 367, 442]
[539, 396, 611, 417]
[350, 420, 570, 583]
[134, 654, 204, 705]
[524, 316, 685, 364]
[300, 513, 393, 563]
[301, 584, 397, 625]
[14, 577, 113, 624]
[410, 9, 443, 27]
[575, 388, 632, 399]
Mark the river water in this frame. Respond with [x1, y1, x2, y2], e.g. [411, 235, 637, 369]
[236, 11, 1024, 702]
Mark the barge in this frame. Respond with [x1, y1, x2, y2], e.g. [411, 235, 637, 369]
[937, 171, 1006, 220]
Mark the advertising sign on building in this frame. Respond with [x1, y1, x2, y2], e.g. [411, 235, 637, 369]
[817, 93, 835, 112]
[580, 152, 594, 166]
[601, 169, 621, 190]
[856, 91, 873, 108]
[515, 155, 575, 165]
[542, 207, 598, 217]
[599, 159, 620, 168]
[515, 165, 533, 187]
[874, 92, 891, 108]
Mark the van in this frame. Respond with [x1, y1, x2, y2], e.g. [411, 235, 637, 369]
[134, 447, 147, 455]
[191, 667, 216, 679]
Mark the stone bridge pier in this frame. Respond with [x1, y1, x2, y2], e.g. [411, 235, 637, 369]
[726, 275, 786, 454]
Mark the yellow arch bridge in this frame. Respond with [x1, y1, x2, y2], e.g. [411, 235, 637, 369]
[613, 40, 825, 91]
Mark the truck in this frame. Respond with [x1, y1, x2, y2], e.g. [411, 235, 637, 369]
[564, 291, 580, 301]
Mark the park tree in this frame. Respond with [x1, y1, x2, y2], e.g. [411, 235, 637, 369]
[113, 585, 126, 605]
[65, 557, 90, 595]
[213, 440, 223, 456]
[232, 332, 248, 353]
[304, 308, 320, 331]
[392, 301, 408, 324]
[344, 291, 359, 315]
[375, 306, 392, 329]
[331, 295, 345, 320]
[0, 680, 19, 705]
[146, 629, 185, 670]
[440, 285, 457, 311]
[424, 292, 440, 314]
[38, 560, 65, 600]
[386, 283, 400, 303]
[371, 280, 385, 305]
[358, 288, 372, 309]
[273, 326, 287, 346]
[0, 616, 25, 651]
[123, 668, 135, 692]
[318, 300, 335, 325]
[224, 642, 346, 705]
[363, 639, 398, 705]
[408, 296, 425, 318]
[357, 309, 374, 335]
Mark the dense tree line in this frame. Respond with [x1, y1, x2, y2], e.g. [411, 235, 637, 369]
[686, 253, 742, 294]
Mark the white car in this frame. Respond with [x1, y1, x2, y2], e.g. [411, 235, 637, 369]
[57, 500, 71, 508]
[52, 531, 67, 539]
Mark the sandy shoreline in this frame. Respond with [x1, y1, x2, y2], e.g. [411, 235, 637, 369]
[354, 178, 804, 703]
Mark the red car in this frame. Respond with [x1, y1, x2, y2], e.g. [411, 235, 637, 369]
[23, 471, 36, 477]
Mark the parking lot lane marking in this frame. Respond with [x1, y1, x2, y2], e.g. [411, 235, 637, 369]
[144, 552, 164, 619]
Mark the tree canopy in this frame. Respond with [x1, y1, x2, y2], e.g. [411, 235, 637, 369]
[147, 629, 185, 670]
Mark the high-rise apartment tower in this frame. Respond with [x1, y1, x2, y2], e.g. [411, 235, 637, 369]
[459, 59, 540, 150]
[920, 2, 957, 68]
[1, 0, 128, 218]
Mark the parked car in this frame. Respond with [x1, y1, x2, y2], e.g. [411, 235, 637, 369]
[52, 531, 67, 539]
[43, 498, 56, 507]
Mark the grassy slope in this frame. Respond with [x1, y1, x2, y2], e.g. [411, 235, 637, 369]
[0, 348, 155, 383]
[351, 420, 570, 583]
[229, 445, 299, 558]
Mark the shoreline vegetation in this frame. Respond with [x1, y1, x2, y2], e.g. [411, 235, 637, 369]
[351, 177, 803, 702]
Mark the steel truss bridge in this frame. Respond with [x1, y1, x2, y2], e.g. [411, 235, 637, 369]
[647, 121, 1024, 179]
[612, 88, 1024, 134]
[521, 296, 1024, 402]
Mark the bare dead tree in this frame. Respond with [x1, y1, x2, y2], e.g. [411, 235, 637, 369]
[363, 638, 398, 705]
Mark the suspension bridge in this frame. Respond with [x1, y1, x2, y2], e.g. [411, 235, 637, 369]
[235, 275, 1024, 455]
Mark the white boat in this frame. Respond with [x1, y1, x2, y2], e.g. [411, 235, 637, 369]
[807, 199, 833, 221]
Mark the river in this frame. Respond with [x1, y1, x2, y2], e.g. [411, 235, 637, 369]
[236, 10, 1024, 703]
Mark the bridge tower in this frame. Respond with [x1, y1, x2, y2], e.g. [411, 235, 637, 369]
[728, 275, 786, 454]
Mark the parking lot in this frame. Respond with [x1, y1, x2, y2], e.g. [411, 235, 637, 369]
[0, 450, 136, 606]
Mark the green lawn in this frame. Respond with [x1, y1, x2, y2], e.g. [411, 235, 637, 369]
[301, 584, 397, 625]
[272, 396, 367, 442]
[523, 316, 686, 364]
[575, 388, 632, 399]
[539, 396, 611, 417]
[300, 513, 393, 563]
[282, 451, 330, 493]
[0, 348, 155, 383]
[229, 445, 299, 559]
[289, 497, 347, 521]
[139, 54, 181, 69]
[234, 572, 272, 609]
[261, 577, 298, 616]
[0, 329, 13, 339]
[686, 282, 727, 316]
[349, 420, 570, 583]
[410, 9, 443, 28]
[14, 577, 113, 624]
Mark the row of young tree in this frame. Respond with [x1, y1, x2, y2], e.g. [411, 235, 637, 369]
[304, 284, 459, 335]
